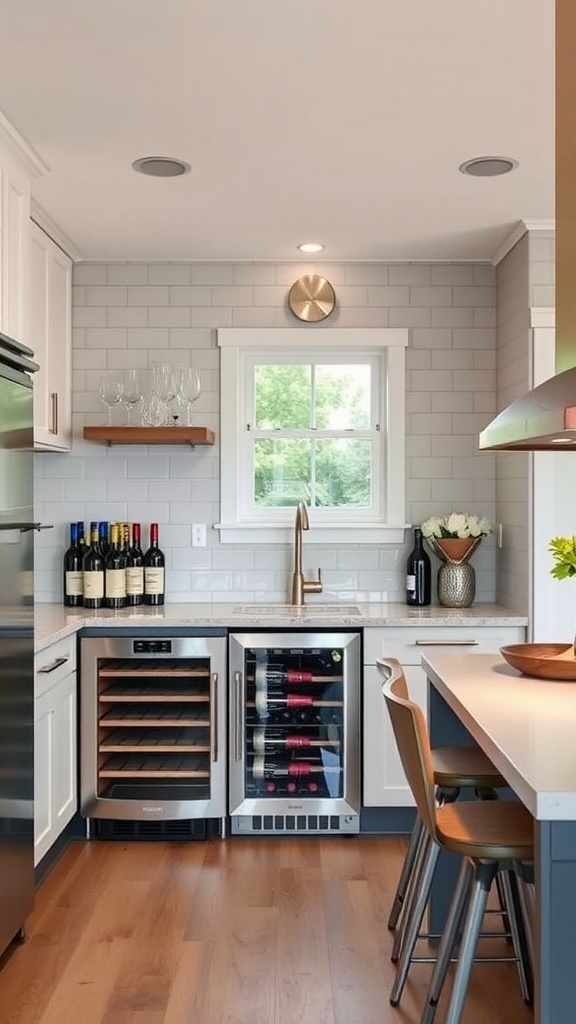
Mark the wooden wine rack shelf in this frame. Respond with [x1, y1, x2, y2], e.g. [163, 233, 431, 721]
[96, 655, 214, 795]
[83, 426, 215, 447]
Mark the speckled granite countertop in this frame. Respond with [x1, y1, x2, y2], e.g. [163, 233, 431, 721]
[34, 602, 528, 653]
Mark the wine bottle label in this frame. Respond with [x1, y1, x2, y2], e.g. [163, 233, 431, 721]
[65, 570, 83, 597]
[84, 570, 104, 599]
[406, 574, 416, 593]
[105, 568, 126, 598]
[144, 567, 165, 595]
[126, 566, 144, 595]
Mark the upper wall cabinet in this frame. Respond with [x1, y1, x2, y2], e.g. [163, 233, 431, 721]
[30, 220, 73, 451]
[0, 112, 47, 343]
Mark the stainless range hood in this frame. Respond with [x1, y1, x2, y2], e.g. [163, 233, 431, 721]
[479, 0, 576, 453]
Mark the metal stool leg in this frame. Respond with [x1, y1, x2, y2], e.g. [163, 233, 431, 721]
[391, 825, 429, 962]
[420, 858, 473, 1024]
[442, 861, 498, 1024]
[388, 815, 424, 930]
[390, 839, 441, 1006]
[498, 866, 533, 1004]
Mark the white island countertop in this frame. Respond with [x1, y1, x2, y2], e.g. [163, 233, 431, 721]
[33, 602, 527, 653]
[422, 651, 576, 821]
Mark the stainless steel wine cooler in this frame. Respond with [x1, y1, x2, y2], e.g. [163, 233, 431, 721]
[80, 632, 227, 825]
[229, 631, 361, 835]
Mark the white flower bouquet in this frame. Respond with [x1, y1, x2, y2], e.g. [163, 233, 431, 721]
[421, 513, 492, 541]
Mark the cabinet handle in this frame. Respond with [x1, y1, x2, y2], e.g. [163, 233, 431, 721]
[50, 392, 58, 435]
[210, 672, 218, 762]
[413, 639, 480, 646]
[38, 656, 69, 674]
[234, 670, 244, 762]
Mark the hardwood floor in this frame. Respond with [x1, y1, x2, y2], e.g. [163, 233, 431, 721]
[0, 836, 533, 1024]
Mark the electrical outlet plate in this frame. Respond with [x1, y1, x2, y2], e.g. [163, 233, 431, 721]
[192, 523, 206, 547]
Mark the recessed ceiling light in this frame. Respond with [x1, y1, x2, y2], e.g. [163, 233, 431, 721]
[132, 156, 191, 178]
[459, 156, 519, 177]
[297, 242, 325, 254]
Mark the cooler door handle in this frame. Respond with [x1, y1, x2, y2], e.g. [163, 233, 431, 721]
[234, 670, 244, 762]
[210, 671, 218, 762]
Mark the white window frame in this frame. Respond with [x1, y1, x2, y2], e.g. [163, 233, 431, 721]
[216, 328, 409, 544]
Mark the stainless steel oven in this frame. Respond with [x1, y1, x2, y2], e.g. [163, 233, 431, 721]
[229, 631, 361, 835]
[80, 631, 227, 825]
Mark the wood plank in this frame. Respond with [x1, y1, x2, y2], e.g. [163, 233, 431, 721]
[0, 837, 534, 1024]
[83, 426, 214, 446]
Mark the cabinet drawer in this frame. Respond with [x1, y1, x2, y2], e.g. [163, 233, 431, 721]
[35, 634, 77, 697]
[364, 625, 525, 666]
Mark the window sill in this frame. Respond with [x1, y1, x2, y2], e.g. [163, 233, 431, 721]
[215, 523, 410, 545]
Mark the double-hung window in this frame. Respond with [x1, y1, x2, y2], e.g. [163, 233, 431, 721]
[217, 328, 408, 544]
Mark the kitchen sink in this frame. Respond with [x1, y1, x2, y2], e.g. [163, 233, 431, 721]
[232, 604, 362, 616]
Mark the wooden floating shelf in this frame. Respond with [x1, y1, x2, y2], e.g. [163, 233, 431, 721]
[83, 426, 215, 446]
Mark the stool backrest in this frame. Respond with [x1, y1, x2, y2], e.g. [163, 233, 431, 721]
[380, 658, 437, 837]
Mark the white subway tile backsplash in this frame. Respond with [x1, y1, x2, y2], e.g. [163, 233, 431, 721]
[169, 286, 211, 306]
[148, 307, 191, 327]
[34, 257, 513, 603]
[148, 264, 192, 285]
[108, 265, 148, 286]
[73, 307, 107, 328]
[127, 286, 169, 306]
[389, 307, 432, 327]
[368, 286, 409, 306]
[409, 286, 452, 307]
[107, 307, 148, 328]
[389, 265, 432, 286]
[86, 286, 127, 306]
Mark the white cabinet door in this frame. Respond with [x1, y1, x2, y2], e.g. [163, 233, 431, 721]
[34, 636, 77, 865]
[1, 157, 30, 341]
[30, 220, 72, 451]
[363, 624, 526, 807]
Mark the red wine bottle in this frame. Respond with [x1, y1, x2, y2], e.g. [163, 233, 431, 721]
[406, 527, 431, 607]
[144, 522, 165, 605]
[82, 522, 105, 608]
[252, 727, 337, 753]
[126, 522, 144, 606]
[104, 523, 127, 609]
[63, 522, 83, 607]
[252, 755, 342, 779]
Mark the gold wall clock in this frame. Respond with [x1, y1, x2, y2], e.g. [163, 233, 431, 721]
[288, 274, 336, 322]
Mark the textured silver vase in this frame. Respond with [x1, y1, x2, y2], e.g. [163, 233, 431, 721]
[437, 562, 476, 608]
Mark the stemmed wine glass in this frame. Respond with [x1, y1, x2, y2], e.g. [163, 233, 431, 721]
[178, 367, 202, 426]
[151, 363, 179, 424]
[99, 373, 123, 425]
[122, 369, 142, 425]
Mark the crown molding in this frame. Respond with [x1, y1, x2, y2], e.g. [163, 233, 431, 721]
[491, 219, 555, 266]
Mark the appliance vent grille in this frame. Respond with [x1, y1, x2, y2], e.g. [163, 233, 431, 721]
[93, 818, 216, 841]
[232, 814, 359, 835]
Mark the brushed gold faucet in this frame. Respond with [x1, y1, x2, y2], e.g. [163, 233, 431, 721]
[290, 501, 323, 605]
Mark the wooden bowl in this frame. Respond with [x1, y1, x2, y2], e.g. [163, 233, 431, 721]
[500, 643, 576, 680]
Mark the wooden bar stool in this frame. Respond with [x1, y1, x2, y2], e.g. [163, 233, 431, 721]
[376, 657, 507, 965]
[382, 659, 534, 1024]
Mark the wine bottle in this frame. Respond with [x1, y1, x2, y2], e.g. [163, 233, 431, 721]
[104, 523, 127, 608]
[144, 522, 165, 605]
[254, 665, 315, 687]
[126, 522, 144, 606]
[82, 522, 105, 608]
[252, 727, 339, 753]
[252, 755, 342, 779]
[76, 521, 86, 548]
[63, 522, 83, 607]
[406, 526, 431, 607]
[98, 521, 110, 560]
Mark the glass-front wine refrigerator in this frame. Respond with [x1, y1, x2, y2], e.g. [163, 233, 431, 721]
[229, 631, 361, 835]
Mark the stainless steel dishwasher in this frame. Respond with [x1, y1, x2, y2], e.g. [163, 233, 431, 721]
[80, 630, 227, 834]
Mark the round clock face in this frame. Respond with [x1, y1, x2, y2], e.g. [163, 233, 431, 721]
[288, 275, 336, 322]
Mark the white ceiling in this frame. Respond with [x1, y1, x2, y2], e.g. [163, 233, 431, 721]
[0, 0, 554, 263]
